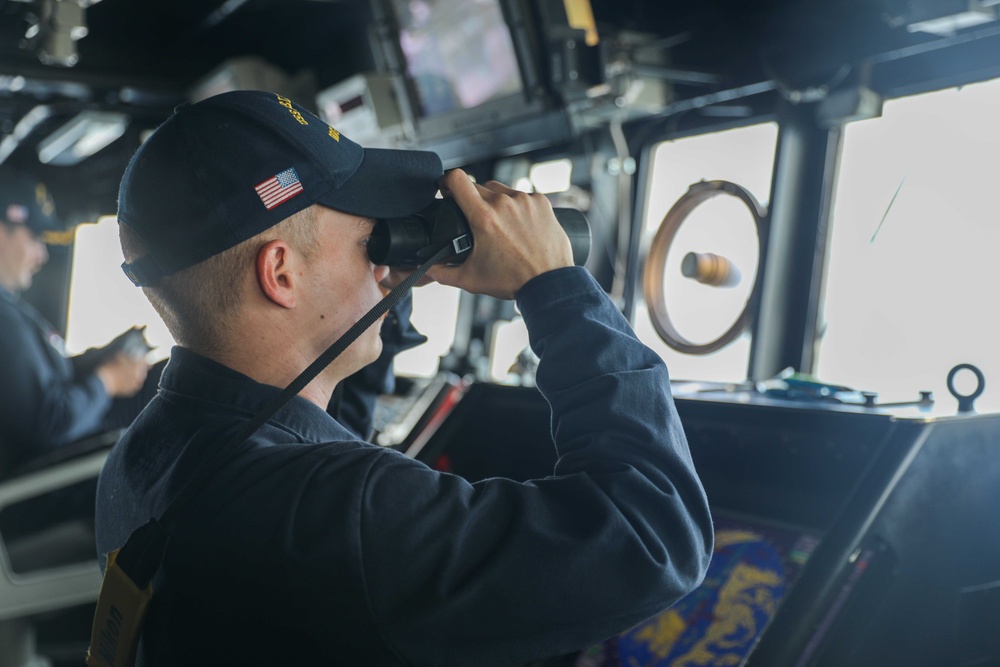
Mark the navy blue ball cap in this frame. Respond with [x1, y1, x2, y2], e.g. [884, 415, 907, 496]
[119, 90, 443, 287]
[0, 168, 62, 237]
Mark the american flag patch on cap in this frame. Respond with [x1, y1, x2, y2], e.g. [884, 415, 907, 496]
[6, 204, 27, 224]
[255, 167, 303, 210]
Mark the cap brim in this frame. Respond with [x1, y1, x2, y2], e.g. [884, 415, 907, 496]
[315, 147, 443, 219]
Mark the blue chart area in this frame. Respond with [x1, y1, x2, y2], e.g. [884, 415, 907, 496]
[576, 518, 818, 667]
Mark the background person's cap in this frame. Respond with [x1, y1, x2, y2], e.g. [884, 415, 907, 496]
[0, 169, 62, 237]
[118, 90, 443, 287]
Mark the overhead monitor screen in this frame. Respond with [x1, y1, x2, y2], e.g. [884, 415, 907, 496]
[389, 0, 524, 118]
[574, 513, 821, 667]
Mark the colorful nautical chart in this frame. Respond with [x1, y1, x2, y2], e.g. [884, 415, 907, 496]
[575, 517, 819, 667]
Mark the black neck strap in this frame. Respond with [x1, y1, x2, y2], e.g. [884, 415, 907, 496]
[162, 241, 453, 526]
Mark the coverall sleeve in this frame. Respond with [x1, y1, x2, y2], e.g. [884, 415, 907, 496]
[0, 305, 111, 470]
[356, 267, 714, 666]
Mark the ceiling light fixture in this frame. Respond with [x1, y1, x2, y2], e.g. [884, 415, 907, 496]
[37, 110, 129, 165]
[24, 0, 104, 67]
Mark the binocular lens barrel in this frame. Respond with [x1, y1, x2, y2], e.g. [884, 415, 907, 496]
[368, 198, 591, 268]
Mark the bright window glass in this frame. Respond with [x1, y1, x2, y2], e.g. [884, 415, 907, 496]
[529, 158, 573, 194]
[394, 283, 460, 378]
[816, 77, 1000, 412]
[634, 122, 778, 382]
[65, 216, 174, 361]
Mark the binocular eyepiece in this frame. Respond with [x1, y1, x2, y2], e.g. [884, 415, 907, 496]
[368, 198, 591, 268]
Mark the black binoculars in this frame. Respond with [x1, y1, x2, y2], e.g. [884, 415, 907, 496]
[368, 198, 591, 268]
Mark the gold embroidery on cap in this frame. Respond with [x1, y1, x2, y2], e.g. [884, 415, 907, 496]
[43, 228, 76, 246]
[328, 126, 340, 142]
[35, 184, 55, 216]
[276, 94, 309, 125]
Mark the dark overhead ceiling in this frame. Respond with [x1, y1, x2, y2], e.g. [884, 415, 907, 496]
[0, 0, 384, 218]
[1, 0, 999, 220]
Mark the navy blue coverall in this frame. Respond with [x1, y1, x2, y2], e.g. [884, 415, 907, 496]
[96, 267, 714, 666]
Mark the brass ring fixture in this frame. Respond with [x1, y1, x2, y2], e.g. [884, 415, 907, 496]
[642, 179, 767, 355]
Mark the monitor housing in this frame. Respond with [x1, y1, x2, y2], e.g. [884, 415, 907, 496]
[369, 0, 577, 166]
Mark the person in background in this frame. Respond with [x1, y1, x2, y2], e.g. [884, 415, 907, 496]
[0, 169, 151, 477]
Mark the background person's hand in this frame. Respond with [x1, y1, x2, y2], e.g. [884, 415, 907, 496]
[96, 352, 150, 397]
[427, 169, 573, 299]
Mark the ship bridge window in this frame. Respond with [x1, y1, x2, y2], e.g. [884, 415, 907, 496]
[65, 215, 174, 361]
[394, 283, 461, 378]
[816, 76, 1000, 413]
[529, 158, 573, 194]
[635, 122, 779, 383]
